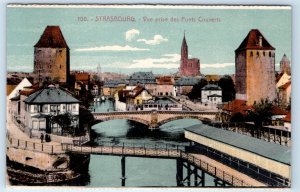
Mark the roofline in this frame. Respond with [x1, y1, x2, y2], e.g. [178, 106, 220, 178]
[184, 127, 290, 166]
[24, 101, 81, 104]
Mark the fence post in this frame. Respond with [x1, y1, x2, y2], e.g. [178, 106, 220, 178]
[51, 145, 53, 154]
[17, 139, 19, 147]
[25, 141, 27, 148]
[33, 142, 35, 150]
[42, 144, 43, 151]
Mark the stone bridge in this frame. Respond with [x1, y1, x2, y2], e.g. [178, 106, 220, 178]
[92, 111, 218, 129]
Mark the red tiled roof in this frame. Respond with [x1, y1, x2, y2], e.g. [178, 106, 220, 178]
[19, 89, 38, 96]
[223, 99, 253, 115]
[156, 76, 173, 85]
[284, 112, 291, 122]
[75, 73, 90, 82]
[236, 29, 275, 52]
[278, 81, 291, 90]
[34, 26, 69, 48]
[271, 106, 288, 115]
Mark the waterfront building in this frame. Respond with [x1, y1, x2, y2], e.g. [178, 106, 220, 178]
[102, 79, 126, 97]
[235, 29, 276, 105]
[128, 72, 157, 95]
[220, 99, 253, 122]
[74, 72, 90, 96]
[115, 85, 153, 111]
[33, 26, 70, 84]
[22, 85, 80, 137]
[280, 54, 291, 75]
[179, 33, 200, 77]
[201, 84, 222, 105]
[156, 76, 174, 96]
[173, 76, 202, 96]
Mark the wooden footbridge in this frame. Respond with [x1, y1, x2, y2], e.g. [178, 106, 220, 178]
[61, 142, 266, 187]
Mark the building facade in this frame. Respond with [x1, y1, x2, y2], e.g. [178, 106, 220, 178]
[235, 29, 276, 105]
[33, 26, 70, 84]
[179, 33, 200, 77]
[23, 86, 80, 137]
[201, 84, 222, 105]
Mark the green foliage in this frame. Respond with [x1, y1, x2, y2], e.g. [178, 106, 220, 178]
[187, 78, 208, 100]
[51, 112, 75, 135]
[247, 99, 273, 138]
[218, 75, 235, 102]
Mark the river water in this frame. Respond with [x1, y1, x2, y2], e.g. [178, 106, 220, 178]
[84, 99, 215, 187]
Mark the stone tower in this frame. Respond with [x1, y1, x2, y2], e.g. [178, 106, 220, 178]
[235, 29, 276, 105]
[33, 26, 70, 84]
[179, 32, 200, 77]
[280, 54, 291, 75]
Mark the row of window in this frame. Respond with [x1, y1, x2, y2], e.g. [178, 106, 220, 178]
[26, 104, 77, 113]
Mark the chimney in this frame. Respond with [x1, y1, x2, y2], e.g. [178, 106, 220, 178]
[259, 36, 262, 47]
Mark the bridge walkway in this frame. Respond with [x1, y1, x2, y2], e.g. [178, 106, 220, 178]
[61, 142, 266, 187]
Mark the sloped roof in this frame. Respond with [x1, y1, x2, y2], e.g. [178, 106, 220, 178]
[34, 26, 69, 48]
[271, 106, 288, 115]
[222, 99, 253, 115]
[24, 87, 80, 104]
[129, 72, 155, 80]
[185, 125, 290, 165]
[75, 73, 90, 82]
[156, 76, 173, 85]
[175, 77, 201, 86]
[280, 54, 290, 63]
[202, 84, 222, 90]
[235, 29, 275, 52]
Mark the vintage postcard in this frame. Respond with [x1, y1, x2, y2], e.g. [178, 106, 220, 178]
[6, 4, 291, 188]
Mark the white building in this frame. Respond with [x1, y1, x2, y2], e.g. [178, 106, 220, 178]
[201, 84, 222, 105]
[23, 85, 80, 137]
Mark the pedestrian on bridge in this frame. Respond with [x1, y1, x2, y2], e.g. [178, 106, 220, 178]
[40, 133, 44, 143]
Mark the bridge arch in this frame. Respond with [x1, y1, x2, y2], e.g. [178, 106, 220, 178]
[91, 116, 149, 127]
[157, 116, 208, 127]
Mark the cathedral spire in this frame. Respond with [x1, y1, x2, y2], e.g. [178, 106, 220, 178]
[181, 31, 188, 61]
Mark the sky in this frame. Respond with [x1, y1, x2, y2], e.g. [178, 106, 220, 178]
[7, 5, 291, 75]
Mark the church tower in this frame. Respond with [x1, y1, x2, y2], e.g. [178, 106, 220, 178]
[235, 29, 276, 105]
[179, 32, 200, 77]
[280, 54, 291, 75]
[33, 26, 70, 84]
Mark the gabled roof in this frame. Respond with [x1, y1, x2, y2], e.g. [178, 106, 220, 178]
[222, 99, 253, 115]
[235, 29, 275, 52]
[75, 73, 90, 82]
[271, 106, 288, 116]
[156, 76, 173, 85]
[24, 87, 80, 104]
[34, 26, 69, 49]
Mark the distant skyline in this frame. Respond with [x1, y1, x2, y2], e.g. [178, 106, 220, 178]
[7, 5, 291, 75]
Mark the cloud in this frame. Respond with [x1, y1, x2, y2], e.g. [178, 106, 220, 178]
[125, 29, 140, 41]
[201, 63, 234, 68]
[74, 45, 149, 52]
[126, 54, 180, 69]
[137, 35, 168, 45]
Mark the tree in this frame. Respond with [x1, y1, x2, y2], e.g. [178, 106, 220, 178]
[187, 78, 208, 100]
[218, 75, 235, 102]
[247, 99, 273, 138]
[51, 112, 75, 136]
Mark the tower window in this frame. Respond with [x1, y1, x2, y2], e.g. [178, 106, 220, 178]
[269, 52, 271, 57]
[250, 52, 253, 57]
[263, 51, 265, 56]
[257, 52, 259, 56]
[60, 65, 62, 69]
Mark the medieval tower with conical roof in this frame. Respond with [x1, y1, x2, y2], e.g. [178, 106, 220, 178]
[179, 33, 200, 77]
[280, 54, 291, 75]
[33, 26, 70, 84]
[235, 29, 276, 105]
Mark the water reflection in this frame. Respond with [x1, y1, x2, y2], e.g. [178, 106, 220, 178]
[87, 100, 205, 187]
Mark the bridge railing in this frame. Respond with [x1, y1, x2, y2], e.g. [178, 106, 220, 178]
[7, 135, 63, 155]
[61, 141, 250, 187]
